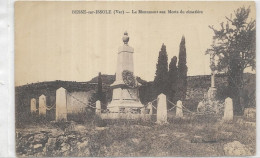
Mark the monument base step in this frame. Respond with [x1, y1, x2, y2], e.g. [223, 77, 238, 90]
[100, 113, 152, 120]
[107, 100, 144, 113]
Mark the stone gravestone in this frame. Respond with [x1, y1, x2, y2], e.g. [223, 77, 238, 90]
[197, 101, 205, 113]
[223, 97, 233, 121]
[56, 87, 68, 121]
[176, 100, 183, 118]
[147, 103, 153, 115]
[156, 93, 168, 124]
[244, 108, 256, 120]
[141, 107, 146, 114]
[30, 98, 37, 113]
[39, 95, 47, 116]
[96, 100, 101, 115]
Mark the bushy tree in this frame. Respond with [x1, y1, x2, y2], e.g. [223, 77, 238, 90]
[206, 6, 256, 115]
[168, 56, 178, 102]
[154, 44, 169, 95]
[177, 36, 188, 100]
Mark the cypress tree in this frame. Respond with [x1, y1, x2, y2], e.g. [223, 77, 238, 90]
[154, 44, 169, 95]
[97, 72, 108, 109]
[177, 36, 188, 100]
[97, 72, 103, 102]
[168, 56, 178, 102]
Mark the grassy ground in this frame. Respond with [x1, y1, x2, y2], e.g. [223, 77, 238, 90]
[16, 113, 256, 157]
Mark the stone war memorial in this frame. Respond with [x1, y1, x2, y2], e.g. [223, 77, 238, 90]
[14, 2, 256, 157]
[107, 32, 144, 113]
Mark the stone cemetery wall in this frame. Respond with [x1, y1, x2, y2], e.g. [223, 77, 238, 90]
[67, 91, 94, 114]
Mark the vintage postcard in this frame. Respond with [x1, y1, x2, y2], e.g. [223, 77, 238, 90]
[15, 1, 256, 157]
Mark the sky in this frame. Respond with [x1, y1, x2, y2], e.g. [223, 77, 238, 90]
[15, 1, 256, 86]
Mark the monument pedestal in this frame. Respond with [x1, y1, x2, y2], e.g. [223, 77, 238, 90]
[108, 87, 143, 110]
[108, 87, 144, 112]
[207, 87, 217, 101]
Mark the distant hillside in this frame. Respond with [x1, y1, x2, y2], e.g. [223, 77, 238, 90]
[88, 74, 115, 85]
[16, 73, 255, 100]
[16, 73, 255, 103]
[15, 73, 255, 125]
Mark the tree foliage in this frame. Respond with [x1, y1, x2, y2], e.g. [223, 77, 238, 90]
[206, 6, 256, 72]
[177, 36, 188, 100]
[168, 56, 178, 102]
[206, 6, 256, 114]
[154, 44, 169, 95]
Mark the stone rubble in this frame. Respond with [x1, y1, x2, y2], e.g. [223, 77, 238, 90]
[16, 129, 92, 156]
[223, 141, 252, 156]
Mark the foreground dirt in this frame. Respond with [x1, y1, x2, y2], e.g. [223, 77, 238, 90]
[16, 116, 255, 157]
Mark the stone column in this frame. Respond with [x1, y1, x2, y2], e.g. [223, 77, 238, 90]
[147, 103, 153, 115]
[223, 97, 233, 121]
[176, 100, 183, 118]
[39, 95, 47, 116]
[96, 100, 101, 115]
[208, 52, 217, 101]
[30, 98, 37, 113]
[208, 72, 217, 100]
[156, 94, 168, 124]
[210, 52, 215, 88]
[56, 87, 67, 121]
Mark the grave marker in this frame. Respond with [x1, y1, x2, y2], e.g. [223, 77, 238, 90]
[197, 101, 205, 113]
[39, 95, 47, 116]
[223, 97, 233, 121]
[176, 100, 183, 118]
[96, 100, 101, 115]
[147, 103, 153, 115]
[156, 93, 167, 124]
[56, 87, 67, 121]
[30, 98, 37, 113]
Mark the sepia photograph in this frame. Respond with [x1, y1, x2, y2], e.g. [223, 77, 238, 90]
[15, 1, 256, 157]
